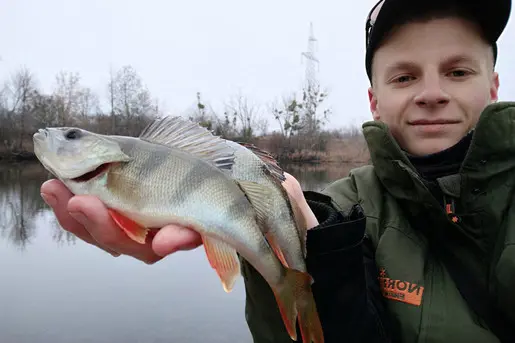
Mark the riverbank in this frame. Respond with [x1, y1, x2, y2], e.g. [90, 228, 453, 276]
[0, 136, 370, 164]
[255, 135, 370, 164]
[0, 151, 37, 162]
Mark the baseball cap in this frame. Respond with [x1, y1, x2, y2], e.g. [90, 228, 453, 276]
[364, 0, 512, 81]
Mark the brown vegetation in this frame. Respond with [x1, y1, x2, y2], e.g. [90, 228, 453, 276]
[0, 65, 369, 163]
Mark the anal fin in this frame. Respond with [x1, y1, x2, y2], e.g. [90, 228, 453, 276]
[107, 209, 149, 244]
[202, 235, 241, 292]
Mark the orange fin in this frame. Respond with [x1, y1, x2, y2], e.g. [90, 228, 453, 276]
[292, 270, 324, 343]
[297, 284, 325, 343]
[265, 232, 289, 268]
[271, 285, 298, 341]
[107, 209, 149, 244]
[202, 235, 241, 293]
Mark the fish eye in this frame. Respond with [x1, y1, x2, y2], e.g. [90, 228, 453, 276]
[65, 129, 81, 140]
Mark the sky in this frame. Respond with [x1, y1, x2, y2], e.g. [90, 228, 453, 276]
[1, 0, 514, 132]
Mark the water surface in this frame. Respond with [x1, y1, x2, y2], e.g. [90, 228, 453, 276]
[0, 161, 359, 343]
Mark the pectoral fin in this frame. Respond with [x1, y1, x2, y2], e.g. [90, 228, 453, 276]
[202, 235, 241, 293]
[107, 209, 149, 244]
[236, 180, 272, 228]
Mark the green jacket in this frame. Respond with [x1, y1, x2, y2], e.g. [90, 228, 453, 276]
[240, 101, 515, 342]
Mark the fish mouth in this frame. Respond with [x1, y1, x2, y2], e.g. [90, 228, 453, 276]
[35, 128, 47, 137]
[33, 130, 47, 147]
[70, 163, 113, 182]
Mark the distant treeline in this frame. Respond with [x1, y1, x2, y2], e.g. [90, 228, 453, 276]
[0, 65, 368, 162]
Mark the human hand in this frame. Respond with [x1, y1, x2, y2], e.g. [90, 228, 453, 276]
[40, 172, 315, 263]
[40, 179, 202, 264]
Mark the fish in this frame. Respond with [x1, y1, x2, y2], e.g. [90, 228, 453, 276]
[225, 140, 324, 343]
[32, 116, 324, 343]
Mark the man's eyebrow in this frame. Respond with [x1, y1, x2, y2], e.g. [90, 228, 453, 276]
[383, 55, 480, 76]
[383, 61, 418, 75]
[441, 55, 480, 67]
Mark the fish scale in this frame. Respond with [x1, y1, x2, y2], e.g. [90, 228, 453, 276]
[32, 117, 324, 343]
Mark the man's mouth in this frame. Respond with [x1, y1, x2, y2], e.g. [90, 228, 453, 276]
[409, 119, 461, 125]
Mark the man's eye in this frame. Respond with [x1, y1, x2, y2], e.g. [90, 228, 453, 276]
[395, 75, 413, 83]
[449, 70, 468, 77]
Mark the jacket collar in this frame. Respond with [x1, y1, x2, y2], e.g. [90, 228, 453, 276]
[361, 101, 515, 202]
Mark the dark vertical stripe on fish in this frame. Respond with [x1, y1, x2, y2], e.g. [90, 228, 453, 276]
[226, 193, 252, 222]
[138, 147, 169, 180]
[168, 159, 214, 205]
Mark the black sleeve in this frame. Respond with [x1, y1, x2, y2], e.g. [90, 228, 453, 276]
[303, 191, 391, 343]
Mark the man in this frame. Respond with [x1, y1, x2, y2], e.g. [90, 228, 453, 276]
[40, 0, 513, 342]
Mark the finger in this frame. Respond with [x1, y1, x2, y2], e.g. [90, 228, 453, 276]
[67, 195, 163, 264]
[282, 172, 319, 229]
[152, 225, 202, 257]
[41, 179, 120, 257]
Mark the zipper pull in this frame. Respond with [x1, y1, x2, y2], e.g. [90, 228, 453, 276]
[444, 196, 460, 223]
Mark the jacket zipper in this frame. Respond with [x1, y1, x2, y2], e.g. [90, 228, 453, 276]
[443, 195, 460, 224]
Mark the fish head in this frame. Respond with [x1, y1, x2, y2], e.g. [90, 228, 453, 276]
[33, 127, 132, 183]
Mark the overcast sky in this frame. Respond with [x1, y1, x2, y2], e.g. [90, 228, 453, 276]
[1, 0, 514, 131]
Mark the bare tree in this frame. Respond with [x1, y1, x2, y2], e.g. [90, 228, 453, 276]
[224, 93, 262, 142]
[270, 93, 303, 139]
[1, 67, 37, 151]
[187, 92, 217, 130]
[53, 71, 80, 125]
[76, 87, 101, 118]
[299, 81, 331, 138]
[31, 91, 59, 127]
[108, 65, 157, 136]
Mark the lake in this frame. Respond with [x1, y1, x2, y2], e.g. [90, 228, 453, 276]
[0, 161, 362, 343]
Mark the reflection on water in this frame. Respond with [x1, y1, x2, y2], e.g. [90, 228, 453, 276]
[283, 162, 366, 192]
[0, 163, 76, 250]
[0, 161, 363, 343]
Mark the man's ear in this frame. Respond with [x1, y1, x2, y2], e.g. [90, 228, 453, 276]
[490, 71, 500, 103]
[368, 87, 380, 120]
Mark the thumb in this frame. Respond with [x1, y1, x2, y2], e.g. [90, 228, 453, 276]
[283, 172, 319, 229]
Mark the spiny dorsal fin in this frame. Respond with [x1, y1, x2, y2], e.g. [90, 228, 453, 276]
[139, 116, 235, 172]
[238, 142, 286, 182]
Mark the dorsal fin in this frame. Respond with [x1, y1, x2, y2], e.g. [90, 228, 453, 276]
[238, 142, 286, 182]
[139, 116, 235, 172]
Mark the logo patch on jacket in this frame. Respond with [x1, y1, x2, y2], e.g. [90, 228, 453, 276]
[378, 268, 424, 306]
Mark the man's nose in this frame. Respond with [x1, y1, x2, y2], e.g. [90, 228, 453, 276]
[414, 75, 450, 108]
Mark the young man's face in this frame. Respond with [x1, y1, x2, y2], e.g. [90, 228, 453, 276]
[368, 17, 500, 156]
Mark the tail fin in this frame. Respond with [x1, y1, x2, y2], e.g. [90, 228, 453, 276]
[280, 269, 324, 343]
